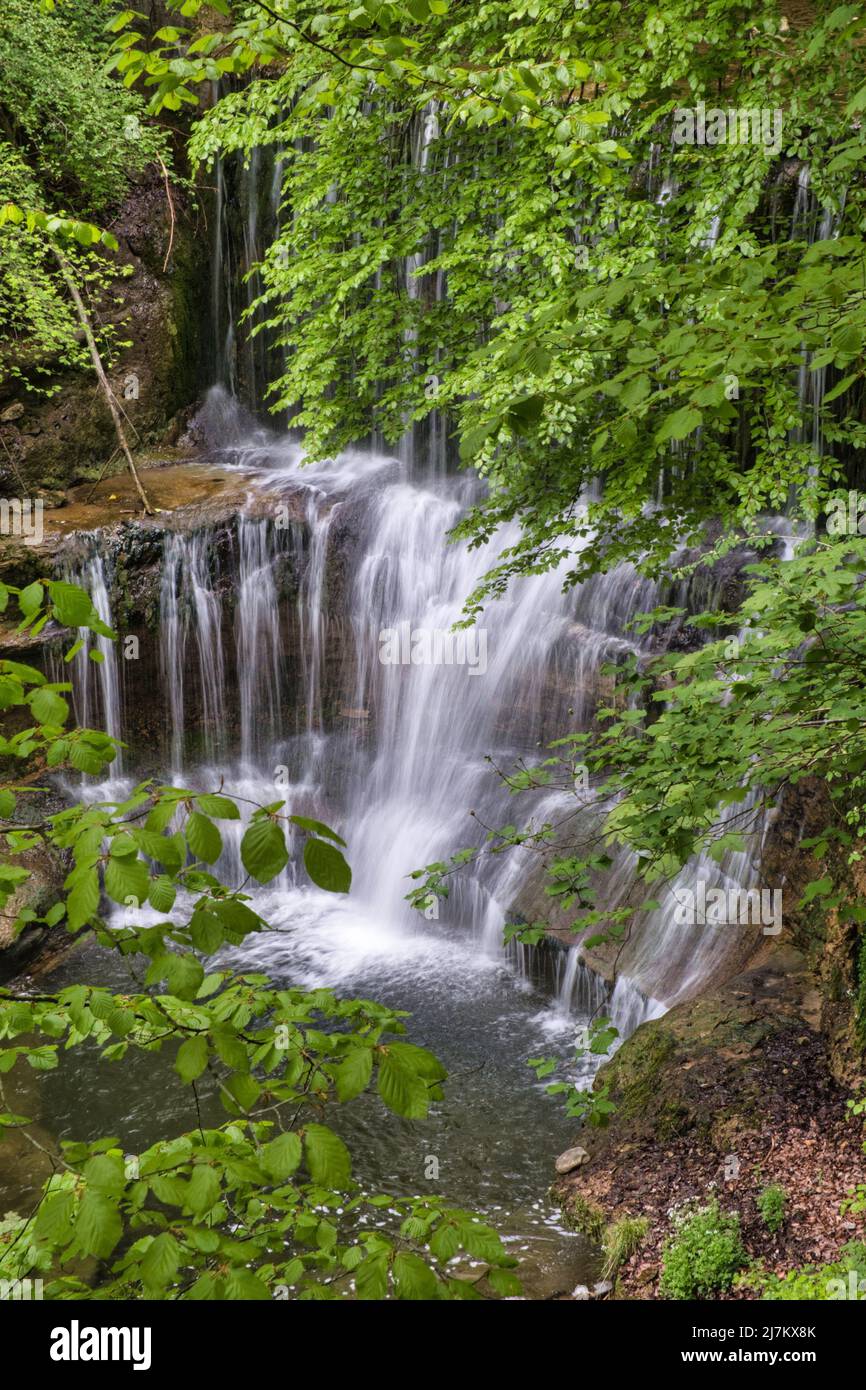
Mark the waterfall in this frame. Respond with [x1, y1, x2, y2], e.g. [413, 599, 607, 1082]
[121, 408, 748, 1043]
[61, 382, 786, 1055]
[210, 151, 236, 395]
[59, 136, 828, 1096]
[296, 490, 338, 781]
[236, 517, 286, 765]
[791, 165, 844, 461]
[50, 399, 671, 1034]
[160, 532, 227, 772]
[62, 550, 125, 778]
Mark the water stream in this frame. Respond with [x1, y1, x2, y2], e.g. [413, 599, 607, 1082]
[13, 122, 836, 1296]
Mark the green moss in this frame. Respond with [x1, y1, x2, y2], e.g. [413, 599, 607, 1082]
[560, 1191, 606, 1245]
[162, 233, 206, 411]
[602, 1025, 677, 1120]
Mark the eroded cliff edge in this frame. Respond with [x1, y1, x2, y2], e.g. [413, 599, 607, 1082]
[554, 784, 866, 1298]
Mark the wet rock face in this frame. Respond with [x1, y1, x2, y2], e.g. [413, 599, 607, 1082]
[554, 944, 865, 1300]
[0, 169, 207, 497]
[0, 838, 69, 984]
[588, 949, 816, 1147]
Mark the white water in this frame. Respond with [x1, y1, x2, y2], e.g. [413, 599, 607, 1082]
[65, 553, 125, 777]
[53, 120, 831, 1270]
[64, 393, 784, 1056]
[58, 429, 675, 1284]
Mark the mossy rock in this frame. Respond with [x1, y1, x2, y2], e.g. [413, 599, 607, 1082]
[559, 1190, 607, 1244]
[585, 949, 813, 1153]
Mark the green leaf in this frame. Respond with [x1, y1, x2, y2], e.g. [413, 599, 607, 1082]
[0, 675, 24, 709]
[131, 827, 184, 868]
[83, 1152, 125, 1196]
[67, 866, 100, 931]
[224, 1269, 271, 1300]
[223, 1070, 262, 1112]
[355, 1249, 389, 1300]
[148, 951, 204, 1001]
[458, 1220, 505, 1261]
[109, 833, 138, 858]
[186, 1164, 221, 1216]
[241, 818, 289, 883]
[190, 908, 224, 954]
[75, 1189, 122, 1259]
[35, 1190, 76, 1245]
[195, 794, 240, 820]
[304, 837, 351, 893]
[621, 373, 651, 409]
[19, 582, 43, 617]
[29, 687, 69, 725]
[69, 740, 109, 775]
[289, 814, 346, 846]
[211, 898, 262, 937]
[303, 1124, 351, 1188]
[104, 854, 150, 906]
[656, 405, 702, 443]
[393, 1251, 439, 1299]
[186, 811, 223, 864]
[189, 1226, 221, 1253]
[146, 795, 182, 833]
[49, 582, 96, 628]
[801, 876, 834, 903]
[335, 1046, 373, 1102]
[261, 1132, 302, 1181]
[377, 1048, 429, 1119]
[148, 875, 176, 912]
[430, 1222, 460, 1262]
[140, 1232, 181, 1291]
[108, 8, 138, 33]
[708, 831, 747, 861]
[488, 1267, 522, 1296]
[175, 1033, 209, 1083]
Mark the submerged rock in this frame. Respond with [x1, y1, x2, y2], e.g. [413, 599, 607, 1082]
[570, 1279, 612, 1300]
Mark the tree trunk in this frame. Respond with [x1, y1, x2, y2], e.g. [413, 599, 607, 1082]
[52, 249, 154, 516]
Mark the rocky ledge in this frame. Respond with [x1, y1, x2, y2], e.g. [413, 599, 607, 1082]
[554, 937, 865, 1298]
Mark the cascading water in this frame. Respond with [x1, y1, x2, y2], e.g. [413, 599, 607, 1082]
[791, 166, 844, 460]
[38, 118, 824, 1294]
[150, 406, 687, 997]
[161, 531, 228, 772]
[62, 549, 125, 779]
[45, 403, 693, 1290]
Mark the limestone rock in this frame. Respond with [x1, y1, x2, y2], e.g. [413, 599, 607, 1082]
[555, 1145, 589, 1174]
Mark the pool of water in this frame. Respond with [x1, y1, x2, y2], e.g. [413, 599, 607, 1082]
[5, 883, 601, 1298]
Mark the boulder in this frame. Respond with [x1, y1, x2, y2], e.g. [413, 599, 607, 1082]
[555, 1145, 589, 1174]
